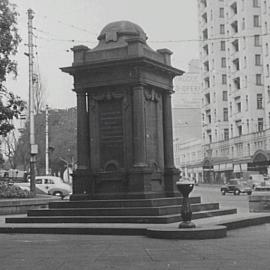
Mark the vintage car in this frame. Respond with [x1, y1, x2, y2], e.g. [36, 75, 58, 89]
[246, 174, 265, 189]
[15, 176, 72, 199]
[221, 179, 252, 195]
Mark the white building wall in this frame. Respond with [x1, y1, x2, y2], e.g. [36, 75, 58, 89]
[262, 0, 270, 133]
[173, 59, 201, 109]
[198, 0, 270, 166]
[199, 0, 228, 147]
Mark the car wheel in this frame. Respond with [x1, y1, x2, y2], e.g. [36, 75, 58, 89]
[247, 191, 252, 195]
[234, 189, 240, 195]
[221, 190, 226, 195]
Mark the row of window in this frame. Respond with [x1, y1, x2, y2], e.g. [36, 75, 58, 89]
[213, 141, 265, 160]
[218, 14, 261, 36]
[201, 1, 263, 18]
[200, 0, 264, 14]
[204, 73, 263, 89]
[203, 51, 266, 72]
[202, 36, 267, 59]
[203, 93, 263, 123]
[203, 117, 264, 143]
[203, 89, 270, 123]
[177, 142, 269, 166]
[176, 150, 202, 165]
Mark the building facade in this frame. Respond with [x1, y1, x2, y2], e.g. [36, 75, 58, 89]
[172, 59, 202, 143]
[172, 59, 201, 109]
[172, 60, 204, 182]
[174, 138, 203, 183]
[197, 0, 270, 183]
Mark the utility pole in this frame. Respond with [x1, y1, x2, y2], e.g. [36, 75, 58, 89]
[45, 104, 49, 175]
[28, 9, 37, 195]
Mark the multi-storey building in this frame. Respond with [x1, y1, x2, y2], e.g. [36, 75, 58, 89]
[197, 0, 270, 183]
[174, 138, 203, 183]
[262, 0, 270, 128]
[173, 60, 204, 182]
[172, 60, 202, 143]
[172, 59, 201, 109]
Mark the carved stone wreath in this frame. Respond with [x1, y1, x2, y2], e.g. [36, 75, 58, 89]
[89, 89, 129, 112]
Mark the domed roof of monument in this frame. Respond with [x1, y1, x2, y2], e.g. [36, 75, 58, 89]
[98, 20, 147, 42]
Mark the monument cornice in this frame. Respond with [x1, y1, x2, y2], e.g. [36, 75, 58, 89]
[73, 79, 174, 92]
[60, 56, 183, 77]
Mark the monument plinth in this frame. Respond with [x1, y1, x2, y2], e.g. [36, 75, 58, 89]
[61, 21, 184, 200]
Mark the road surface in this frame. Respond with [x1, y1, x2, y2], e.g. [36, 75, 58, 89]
[192, 184, 250, 213]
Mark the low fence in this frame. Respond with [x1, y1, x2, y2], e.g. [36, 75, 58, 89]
[0, 196, 59, 215]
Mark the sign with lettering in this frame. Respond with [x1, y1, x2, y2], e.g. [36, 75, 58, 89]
[99, 99, 124, 169]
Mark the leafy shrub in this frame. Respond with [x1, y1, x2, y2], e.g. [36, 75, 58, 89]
[0, 181, 33, 199]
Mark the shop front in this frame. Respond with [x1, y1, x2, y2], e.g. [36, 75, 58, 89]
[248, 150, 270, 175]
[202, 158, 214, 183]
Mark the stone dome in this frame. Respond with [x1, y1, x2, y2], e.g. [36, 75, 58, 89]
[97, 20, 147, 42]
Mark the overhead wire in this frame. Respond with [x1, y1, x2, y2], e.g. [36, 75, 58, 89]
[41, 15, 98, 37]
[13, 3, 270, 46]
[18, 10, 270, 91]
[34, 33, 97, 44]
[23, 20, 270, 45]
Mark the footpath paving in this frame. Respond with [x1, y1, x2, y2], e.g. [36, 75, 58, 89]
[0, 186, 270, 269]
[0, 222, 269, 270]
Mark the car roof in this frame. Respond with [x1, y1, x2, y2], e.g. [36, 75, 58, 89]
[36, 176, 63, 180]
[229, 179, 241, 183]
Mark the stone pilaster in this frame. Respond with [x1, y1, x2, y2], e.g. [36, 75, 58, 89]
[76, 91, 89, 169]
[163, 92, 175, 169]
[163, 92, 180, 194]
[132, 85, 147, 167]
[128, 85, 152, 194]
[70, 91, 91, 200]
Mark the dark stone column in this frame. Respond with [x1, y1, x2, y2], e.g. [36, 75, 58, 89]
[128, 85, 152, 195]
[132, 85, 146, 167]
[163, 92, 174, 169]
[77, 91, 89, 169]
[70, 91, 91, 200]
[163, 91, 180, 195]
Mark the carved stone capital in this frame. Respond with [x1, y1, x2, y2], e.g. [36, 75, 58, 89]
[144, 88, 161, 102]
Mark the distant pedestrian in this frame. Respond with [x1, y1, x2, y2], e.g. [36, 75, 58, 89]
[63, 166, 73, 185]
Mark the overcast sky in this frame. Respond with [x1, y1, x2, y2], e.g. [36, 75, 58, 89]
[7, 0, 199, 109]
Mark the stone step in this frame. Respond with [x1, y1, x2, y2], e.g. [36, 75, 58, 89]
[5, 208, 237, 224]
[48, 196, 201, 209]
[27, 203, 219, 217]
[0, 224, 146, 236]
[192, 208, 237, 220]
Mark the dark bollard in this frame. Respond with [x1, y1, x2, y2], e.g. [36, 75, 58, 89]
[176, 181, 196, 228]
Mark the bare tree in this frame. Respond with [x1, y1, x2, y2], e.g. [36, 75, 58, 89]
[3, 130, 17, 169]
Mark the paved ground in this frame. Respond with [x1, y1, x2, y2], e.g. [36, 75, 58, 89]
[0, 185, 269, 269]
[193, 184, 250, 213]
[0, 223, 269, 270]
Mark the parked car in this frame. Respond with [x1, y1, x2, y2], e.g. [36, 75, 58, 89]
[246, 174, 265, 189]
[221, 179, 252, 195]
[15, 176, 72, 199]
[253, 179, 270, 191]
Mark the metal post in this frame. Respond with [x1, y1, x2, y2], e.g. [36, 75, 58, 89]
[28, 9, 37, 195]
[45, 104, 49, 175]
